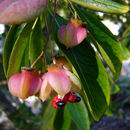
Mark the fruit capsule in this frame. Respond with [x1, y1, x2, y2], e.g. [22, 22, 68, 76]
[57, 19, 87, 48]
[8, 68, 42, 100]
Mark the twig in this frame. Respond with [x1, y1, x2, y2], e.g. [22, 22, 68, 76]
[31, 0, 59, 68]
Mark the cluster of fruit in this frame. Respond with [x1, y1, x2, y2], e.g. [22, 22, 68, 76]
[8, 57, 82, 108]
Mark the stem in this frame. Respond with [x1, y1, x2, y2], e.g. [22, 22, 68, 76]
[31, 0, 59, 68]
[68, 0, 77, 19]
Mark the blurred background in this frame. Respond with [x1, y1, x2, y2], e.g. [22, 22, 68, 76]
[0, 3, 130, 130]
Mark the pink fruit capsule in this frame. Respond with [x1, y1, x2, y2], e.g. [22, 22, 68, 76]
[57, 19, 87, 48]
[0, 0, 49, 24]
[8, 68, 42, 100]
[39, 64, 81, 102]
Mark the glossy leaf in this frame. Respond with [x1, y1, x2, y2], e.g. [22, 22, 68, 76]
[67, 98, 89, 130]
[71, 0, 129, 14]
[29, 18, 44, 70]
[3, 24, 25, 76]
[75, 6, 122, 79]
[48, 13, 110, 120]
[6, 22, 34, 79]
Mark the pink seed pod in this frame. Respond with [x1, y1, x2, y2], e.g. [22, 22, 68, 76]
[57, 19, 87, 48]
[0, 0, 49, 24]
[8, 68, 42, 100]
[39, 64, 81, 102]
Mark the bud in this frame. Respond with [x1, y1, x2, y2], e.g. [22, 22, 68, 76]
[0, 0, 49, 24]
[8, 68, 42, 100]
[57, 19, 87, 48]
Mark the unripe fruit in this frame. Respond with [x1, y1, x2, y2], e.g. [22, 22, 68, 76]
[57, 19, 87, 48]
[0, 0, 49, 24]
[8, 68, 42, 100]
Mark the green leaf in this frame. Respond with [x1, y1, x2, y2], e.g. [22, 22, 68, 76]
[53, 107, 71, 130]
[105, 108, 113, 117]
[48, 13, 110, 120]
[21, 38, 30, 67]
[71, 0, 129, 14]
[61, 107, 71, 130]
[6, 22, 34, 79]
[120, 46, 130, 60]
[42, 102, 56, 130]
[75, 6, 122, 79]
[120, 27, 130, 60]
[67, 98, 90, 130]
[108, 75, 120, 95]
[121, 27, 130, 46]
[3, 24, 25, 77]
[29, 18, 44, 70]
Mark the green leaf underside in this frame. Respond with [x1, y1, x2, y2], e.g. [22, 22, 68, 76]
[61, 107, 71, 130]
[71, 0, 129, 14]
[6, 22, 34, 79]
[67, 98, 90, 130]
[54, 107, 71, 130]
[49, 12, 110, 120]
[3, 24, 25, 77]
[29, 18, 44, 70]
[75, 6, 122, 79]
[42, 103, 56, 130]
